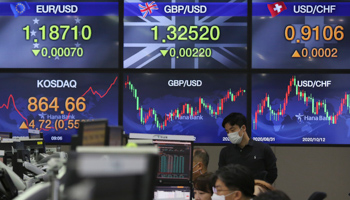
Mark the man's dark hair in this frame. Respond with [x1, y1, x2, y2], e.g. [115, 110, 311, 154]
[193, 172, 214, 195]
[254, 190, 291, 200]
[222, 112, 247, 128]
[193, 148, 209, 169]
[212, 164, 254, 198]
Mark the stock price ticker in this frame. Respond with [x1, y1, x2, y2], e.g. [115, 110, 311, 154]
[252, 74, 350, 145]
[124, 0, 247, 69]
[252, 0, 350, 69]
[0, 0, 118, 68]
[0, 73, 119, 143]
[123, 73, 246, 144]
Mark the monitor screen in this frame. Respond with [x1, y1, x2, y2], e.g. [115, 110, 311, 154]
[252, 73, 350, 145]
[0, 132, 12, 140]
[0, 142, 15, 153]
[78, 119, 108, 146]
[20, 139, 46, 153]
[0, 73, 118, 144]
[124, 0, 247, 69]
[123, 73, 247, 144]
[108, 126, 124, 146]
[29, 132, 43, 139]
[153, 141, 192, 182]
[64, 151, 158, 200]
[252, 0, 349, 69]
[154, 186, 191, 200]
[0, 0, 119, 68]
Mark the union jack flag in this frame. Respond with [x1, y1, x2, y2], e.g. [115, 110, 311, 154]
[139, 1, 158, 18]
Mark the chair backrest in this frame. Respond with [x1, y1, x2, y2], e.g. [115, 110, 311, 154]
[308, 191, 327, 200]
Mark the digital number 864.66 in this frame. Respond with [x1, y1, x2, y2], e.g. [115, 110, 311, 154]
[28, 97, 86, 112]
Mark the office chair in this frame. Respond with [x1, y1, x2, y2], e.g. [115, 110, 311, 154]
[308, 191, 327, 200]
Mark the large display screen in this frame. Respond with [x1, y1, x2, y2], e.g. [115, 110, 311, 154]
[252, 74, 350, 145]
[123, 73, 247, 144]
[124, 0, 247, 69]
[0, 73, 118, 143]
[0, 0, 119, 68]
[252, 0, 350, 69]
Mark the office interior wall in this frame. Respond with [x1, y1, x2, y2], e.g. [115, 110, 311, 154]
[195, 145, 350, 200]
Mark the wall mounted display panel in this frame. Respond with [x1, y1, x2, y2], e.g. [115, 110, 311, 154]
[0, 73, 118, 143]
[123, 73, 247, 144]
[252, 0, 350, 69]
[124, 0, 247, 69]
[252, 73, 350, 145]
[0, 0, 119, 68]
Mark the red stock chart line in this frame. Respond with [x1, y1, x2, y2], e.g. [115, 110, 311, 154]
[125, 76, 246, 130]
[253, 76, 349, 130]
[0, 76, 118, 131]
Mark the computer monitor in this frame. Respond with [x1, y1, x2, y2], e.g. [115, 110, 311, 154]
[0, 132, 12, 140]
[0, 142, 14, 153]
[21, 139, 46, 154]
[28, 132, 43, 139]
[0, 160, 26, 194]
[77, 119, 109, 147]
[64, 150, 159, 200]
[108, 126, 124, 146]
[0, 141, 17, 165]
[153, 141, 193, 184]
[154, 186, 191, 200]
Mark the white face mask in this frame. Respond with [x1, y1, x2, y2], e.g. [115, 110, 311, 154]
[227, 129, 243, 144]
[211, 192, 236, 200]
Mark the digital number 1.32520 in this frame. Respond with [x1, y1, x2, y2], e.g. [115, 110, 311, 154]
[151, 25, 220, 41]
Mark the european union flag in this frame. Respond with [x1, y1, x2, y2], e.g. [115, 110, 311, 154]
[10, 1, 30, 18]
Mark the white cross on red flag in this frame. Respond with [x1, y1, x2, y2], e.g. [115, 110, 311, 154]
[267, 1, 287, 18]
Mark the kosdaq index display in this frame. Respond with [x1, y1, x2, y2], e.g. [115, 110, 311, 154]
[0, 73, 119, 143]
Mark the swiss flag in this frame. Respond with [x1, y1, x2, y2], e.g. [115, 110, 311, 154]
[267, 1, 287, 17]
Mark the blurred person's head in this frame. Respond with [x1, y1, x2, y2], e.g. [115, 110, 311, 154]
[253, 190, 290, 200]
[193, 172, 214, 200]
[193, 148, 209, 181]
[212, 164, 254, 200]
[254, 180, 275, 196]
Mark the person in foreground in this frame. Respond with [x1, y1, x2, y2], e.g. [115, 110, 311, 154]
[193, 172, 214, 200]
[253, 190, 291, 200]
[212, 164, 255, 200]
[219, 112, 278, 184]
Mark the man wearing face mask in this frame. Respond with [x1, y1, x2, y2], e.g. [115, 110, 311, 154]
[218, 113, 277, 184]
[212, 164, 255, 200]
[192, 148, 209, 181]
